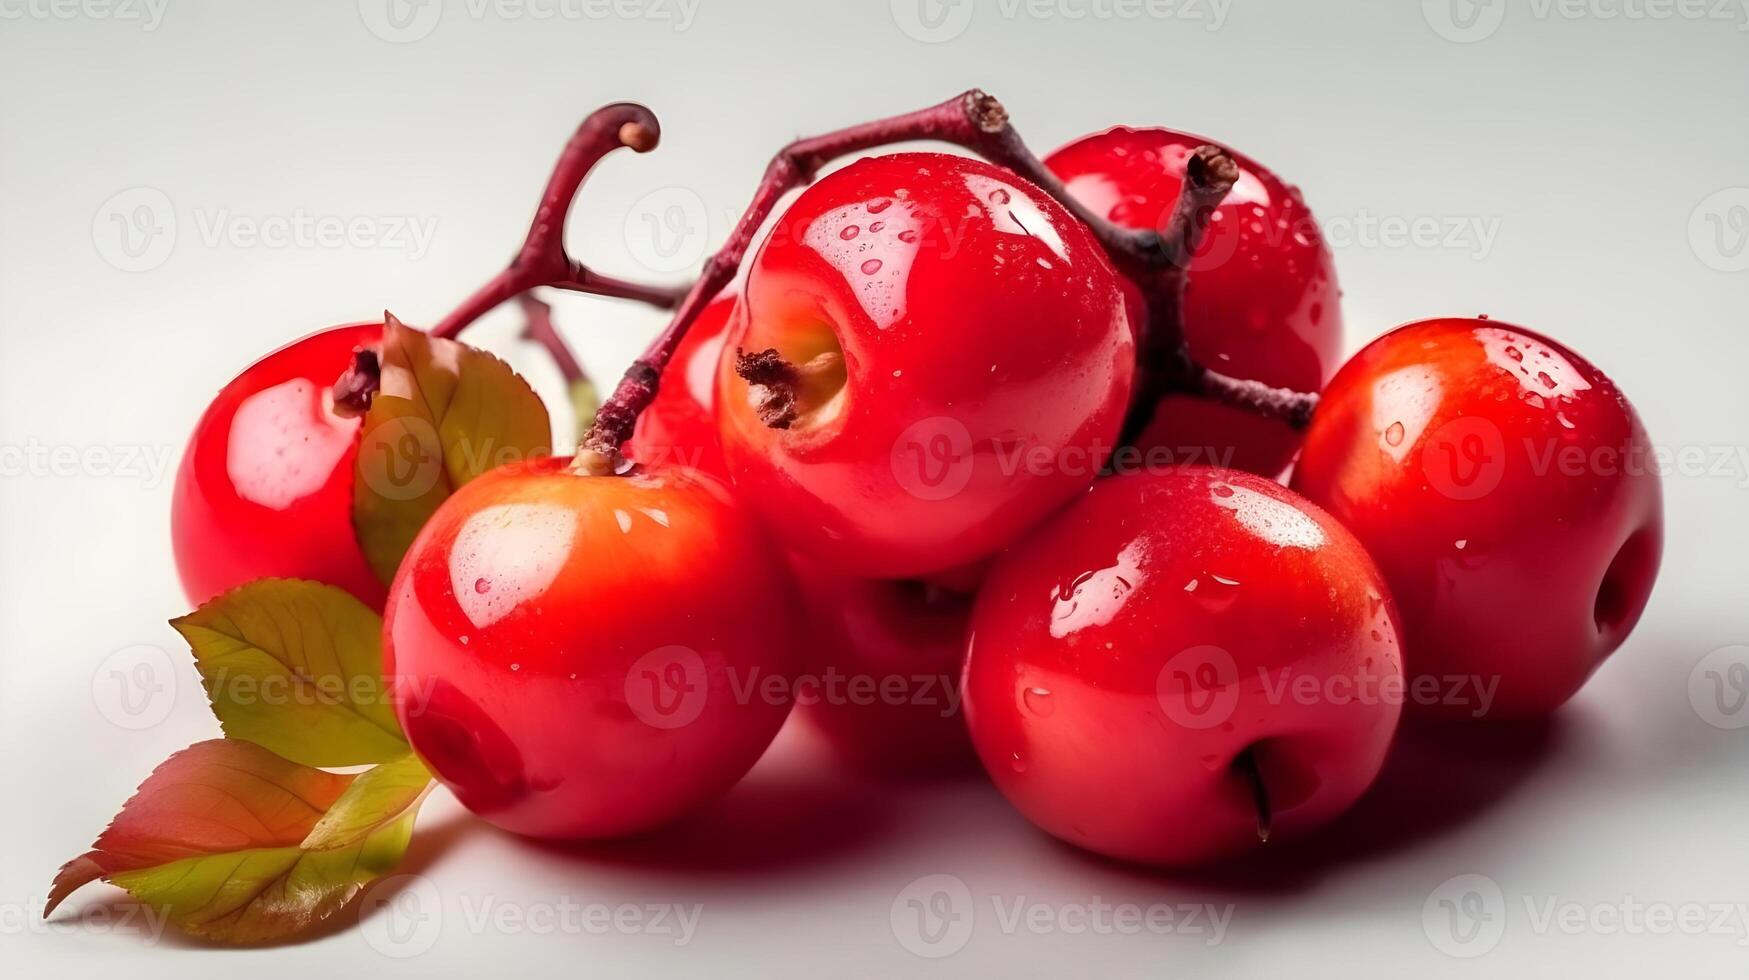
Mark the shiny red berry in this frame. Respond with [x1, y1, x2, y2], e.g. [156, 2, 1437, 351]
[1047, 127, 1343, 476]
[1291, 317, 1663, 719]
[790, 561, 975, 775]
[717, 151, 1134, 579]
[171, 323, 385, 608]
[964, 468, 1403, 866]
[384, 457, 803, 839]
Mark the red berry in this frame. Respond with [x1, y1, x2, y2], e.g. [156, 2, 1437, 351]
[790, 561, 975, 775]
[1291, 317, 1663, 719]
[964, 468, 1403, 866]
[172, 323, 385, 608]
[717, 151, 1134, 579]
[1047, 127, 1343, 476]
[384, 457, 802, 839]
[628, 294, 736, 476]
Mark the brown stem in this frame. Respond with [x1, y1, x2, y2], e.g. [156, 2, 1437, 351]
[517, 292, 584, 385]
[429, 103, 685, 340]
[1119, 144, 1254, 445]
[1188, 366, 1320, 431]
[1158, 144, 1242, 271]
[1234, 747, 1273, 844]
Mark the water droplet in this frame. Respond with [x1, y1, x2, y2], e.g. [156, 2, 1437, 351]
[1023, 687, 1055, 716]
[839, 225, 859, 240]
[509, 663, 521, 672]
[1454, 539, 1468, 550]
[1384, 421, 1406, 446]
[860, 258, 883, 275]
[1009, 752, 1028, 774]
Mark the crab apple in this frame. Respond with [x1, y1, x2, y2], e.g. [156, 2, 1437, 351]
[1046, 127, 1342, 477]
[627, 294, 735, 476]
[790, 561, 975, 775]
[964, 467, 1403, 866]
[1291, 317, 1663, 719]
[383, 456, 803, 839]
[172, 323, 385, 608]
[717, 151, 1134, 580]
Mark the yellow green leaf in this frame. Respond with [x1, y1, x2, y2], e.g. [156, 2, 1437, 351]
[303, 752, 432, 850]
[569, 378, 601, 431]
[46, 740, 353, 916]
[48, 740, 433, 945]
[171, 579, 407, 768]
[353, 312, 552, 584]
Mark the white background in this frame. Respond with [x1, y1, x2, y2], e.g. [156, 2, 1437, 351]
[3, 1, 1748, 976]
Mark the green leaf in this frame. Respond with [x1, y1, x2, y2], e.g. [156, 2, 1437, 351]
[353, 312, 552, 584]
[303, 753, 432, 850]
[171, 579, 408, 768]
[48, 740, 433, 945]
[568, 378, 601, 431]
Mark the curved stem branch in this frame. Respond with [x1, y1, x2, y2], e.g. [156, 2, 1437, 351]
[517, 292, 583, 385]
[1187, 365, 1320, 430]
[429, 103, 684, 341]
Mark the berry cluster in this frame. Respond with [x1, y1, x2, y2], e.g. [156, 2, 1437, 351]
[56, 90, 1663, 943]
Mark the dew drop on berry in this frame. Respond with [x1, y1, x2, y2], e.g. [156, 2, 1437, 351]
[1384, 421, 1406, 447]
